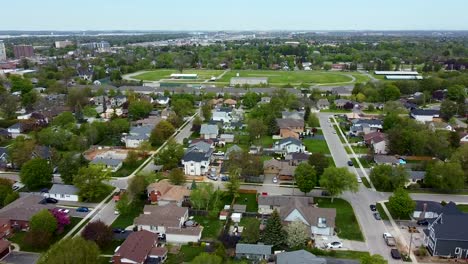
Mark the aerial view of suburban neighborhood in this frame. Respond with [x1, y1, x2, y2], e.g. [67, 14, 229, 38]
[0, 2, 467, 264]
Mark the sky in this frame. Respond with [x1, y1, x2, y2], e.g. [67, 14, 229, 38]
[2, 0, 468, 31]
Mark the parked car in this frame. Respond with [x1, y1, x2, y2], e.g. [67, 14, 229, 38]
[57, 208, 70, 214]
[373, 212, 382, 220]
[326, 241, 343, 249]
[383, 232, 396, 246]
[40, 188, 49, 193]
[12, 182, 25, 192]
[208, 175, 218, 181]
[272, 177, 278, 183]
[221, 176, 230, 181]
[369, 204, 377, 211]
[113, 228, 125, 234]
[76, 207, 89, 212]
[321, 190, 330, 196]
[417, 219, 429, 226]
[347, 160, 354, 166]
[391, 249, 402, 259]
[45, 197, 58, 204]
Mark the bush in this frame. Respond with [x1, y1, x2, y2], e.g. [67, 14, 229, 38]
[24, 230, 52, 249]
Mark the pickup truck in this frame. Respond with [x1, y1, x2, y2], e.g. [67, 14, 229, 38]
[383, 232, 396, 247]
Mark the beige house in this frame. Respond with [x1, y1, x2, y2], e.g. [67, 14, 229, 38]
[147, 180, 191, 206]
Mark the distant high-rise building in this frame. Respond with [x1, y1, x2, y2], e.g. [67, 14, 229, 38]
[55, 40, 74, 48]
[0, 41, 6, 61]
[13, 45, 34, 58]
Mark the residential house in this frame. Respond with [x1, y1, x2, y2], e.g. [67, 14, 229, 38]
[212, 108, 232, 123]
[134, 204, 202, 244]
[413, 201, 461, 220]
[460, 133, 468, 144]
[263, 159, 289, 176]
[113, 230, 167, 264]
[316, 99, 330, 110]
[123, 125, 154, 148]
[32, 145, 52, 160]
[235, 243, 273, 261]
[0, 195, 53, 230]
[90, 157, 123, 172]
[282, 111, 305, 120]
[428, 122, 454, 132]
[45, 184, 79, 202]
[276, 119, 304, 139]
[350, 119, 383, 135]
[424, 212, 468, 259]
[225, 145, 242, 160]
[7, 123, 23, 138]
[411, 109, 440, 123]
[0, 218, 12, 239]
[408, 171, 426, 185]
[334, 99, 352, 109]
[278, 165, 296, 180]
[276, 250, 326, 264]
[332, 86, 353, 97]
[200, 124, 219, 139]
[272, 137, 305, 154]
[0, 147, 10, 169]
[260, 97, 271, 104]
[373, 155, 400, 165]
[110, 95, 128, 107]
[219, 133, 235, 143]
[147, 179, 190, 206]
[364, 131, 388, 154]
[182, 142, 213, 176]
[101, 107, 124, 119]
[285, 152, 310, 166]
[224, 99, 237, 106]
[155, 96, 170, 106]
[0, 240, 11, 260]
[258, 195, 336, 236]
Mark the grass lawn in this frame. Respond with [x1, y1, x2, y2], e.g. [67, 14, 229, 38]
[303, 139, 331, 154]
[384, 202, 411, 220]
[315, 198, 364, 241]
[457, 204, 468, 213]
[351, 146, 369, 154]
[352, 158, 372, 168]
[321, 108, 352, 113]
[193, 216, 224, 240]
[111, 199, 145, 229]
[376, 203, 390, 220]
[235, 193, 258, 212]
[133, 69, 224, 81]
[310, 248, 371, 260]
[219, 70, 354, 85]
[361, 177, 371, 188]
[10, 217, 82, 253]
[112, 159, 146, 178]
[179, 244, 205, 262]
[254, 135, 275, 148]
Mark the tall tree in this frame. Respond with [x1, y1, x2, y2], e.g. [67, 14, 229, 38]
[20, 158, 53, 189]
[319, 167, 358, 202]
[73, 165, 111, 202]
[440, 100, 458, 121]
[201, 103, 212, 121]
[191, 252, 222, 264]
[190, 183, 215, 210]
[128, 100, 153, 120]
[360, 254, 388, 264]
[369, 165, 408, 192]
[388, 188, 415, 220]
[154, 140, 184, 170]
[81, 220, 113, 249]
[285, 220, 309, 248]
[37, 237, 101, 264]
[307, 113, 320, 128]
[425, 161, 465, 192]
[150, 120, 175, 146]
[168, 168, 185, 185]
[451, 144, 468, 180]
[225, 167, 241, 198]
[30, 209, 57, 235]
[8, 137, 36, 167]
[261, 209, 286, 247]
[58, 153, 88, 184]
[247, 118, 267, 142]
[294, 163, 317, 195]
[308, 153, 329, 177]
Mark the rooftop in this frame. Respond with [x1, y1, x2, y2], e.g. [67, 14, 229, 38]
[49, 184, 79, 195]
[236, 243, 272, 255]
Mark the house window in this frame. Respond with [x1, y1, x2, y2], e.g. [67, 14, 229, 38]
[455, 247, 462, 256]
[61, 194, 65, 198]
[318, 217, 327, 228]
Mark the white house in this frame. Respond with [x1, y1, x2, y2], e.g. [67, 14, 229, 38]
[200, 124, 219, 139]
[272, 137, 305, 154]
[134, 204, 202, 244]
[212, 110, 232, 123]
[411, 109, 440, 123]
[461, 133, 468, 144]
[123, 125, 153, 148]
[182, 150, 211, 176]
[155, 96, 170, 106]
[7, 123, 24, 138]
[45, 184, 79, 202]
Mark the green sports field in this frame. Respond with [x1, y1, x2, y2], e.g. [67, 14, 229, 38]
[131, 69, 370, 86]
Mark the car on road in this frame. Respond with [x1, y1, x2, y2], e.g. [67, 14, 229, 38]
[57, 208, 70, 214]
[326, 241, 343, 249]
[114, 210, 119, 215]
[76, 207, 89, 212]
[391, 249, 402, 259]
[347, 160, 354, 166]
[113, 228, 125, 233]
[44, 197, 58, 204]
[272, 177, 278, 183]
[208, 175, 218, 181]
[417, 219, 429, 226]
[383, 232, 396, 246]
[373, 212, 382, 220]
[12, 182, 25, 192]
[369, 204, 377, 211]
[332, 131, 336, 134]
[220, 176, 230, 181]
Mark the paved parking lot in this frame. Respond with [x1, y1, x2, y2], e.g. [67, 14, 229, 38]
[2, 251, 40, 264]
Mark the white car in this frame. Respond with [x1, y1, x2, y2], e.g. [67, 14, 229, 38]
[326, 241, 343, 249]
[272, 177, 278, 183]
[58, 208, 70, 214]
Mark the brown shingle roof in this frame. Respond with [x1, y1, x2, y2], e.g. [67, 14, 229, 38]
[166, 226, 203, 236]
[276, 118, 304, 129]
[146, 180, 191, 203]
[114, 230, 156, 263]
[0, 195, 52, 222]
[135, 204, 187, 227]
[0, 239, 10, 252]
[149, 247, 168, 257]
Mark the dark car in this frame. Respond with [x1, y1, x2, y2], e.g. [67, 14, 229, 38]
[76, 207, 89, 213]
[113, 228, 125, 234]
[369, 204, 377, 211]
[373, 212, 382, 220]
[221, 176, 230, 181]
[347, 160, 354, 166]
[45, 197, 58, 204]
[321, 190, 330, 196]
[417, 219, 429, 226]
[391, 249, 402, 259]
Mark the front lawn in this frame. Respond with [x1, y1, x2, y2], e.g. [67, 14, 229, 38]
[193, 216, 224, 240]
[111, 199, 145, 229]
[235, 193, 258, 212]
[315, 198, 364, 241]
[384, 202, 411, 220]
[310, 248, 371, 260]
[376, 203, 389, 220]
[303, 139, 331, 154]
[457, 204, 468, 213]
[361, 177, 371, 188]
[352, 158, 372, 168]
[112, 159, 146, 178]
[10, 217, 81, 252]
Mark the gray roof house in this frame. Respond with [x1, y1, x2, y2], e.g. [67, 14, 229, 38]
[316, 99, 330, 110]
[282, 111, 305, 120]
[182, 144, 213, 176]
[90, 157, 123, 172]
[225, 145, 242, 159]
[272, 137, 305, 154]
[235, 243, 272, 261]
[276, 250, 326, 264]
[200, 124, 219, 139]
[47, 184, 79, 202]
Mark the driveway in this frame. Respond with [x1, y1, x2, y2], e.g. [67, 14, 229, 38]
[113, 230, 133, 240]
[2, 251, 40, 264]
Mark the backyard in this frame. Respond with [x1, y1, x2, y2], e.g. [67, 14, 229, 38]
[193, 216, 224, 240]
[303, 138, 331, 154]
[111, 199, 146, 229]
[315, 198, 364, 241]
[234, 193, 258, 212]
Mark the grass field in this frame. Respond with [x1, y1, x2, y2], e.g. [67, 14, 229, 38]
[316, 198, 364, 241]
[235, 193, 258, 212]
[303, 139, 331, 154]
[133, 69, 224, 81]
[133, 69, 370, 86]
[193, 216, 224, 240]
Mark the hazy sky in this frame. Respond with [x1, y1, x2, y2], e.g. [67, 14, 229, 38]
[3, 0, 468, 31]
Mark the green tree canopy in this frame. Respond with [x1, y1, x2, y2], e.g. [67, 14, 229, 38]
[168, 168, 186, 185]
[285, 220, 309, 248]
[191, 252, 222, 264]
[425, 161, 465, 192]
[369, 165, 408, 192]
[294, 163, 317, 194]
[30, 209, 57, 234]
[154, 140, 184, 170]
[20, 158, 53, 189]
[73, 165, 111, 202]
[388, 188, 415, 220]
[150, 120, 175, 146]
[37, 237, 100, 264]
[51, 112, 76, 127]
[261, 209, 286, 247]
[128, 100, 153, 120]
[308, 152, 329, 177]
[319, 167, 358, 202]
